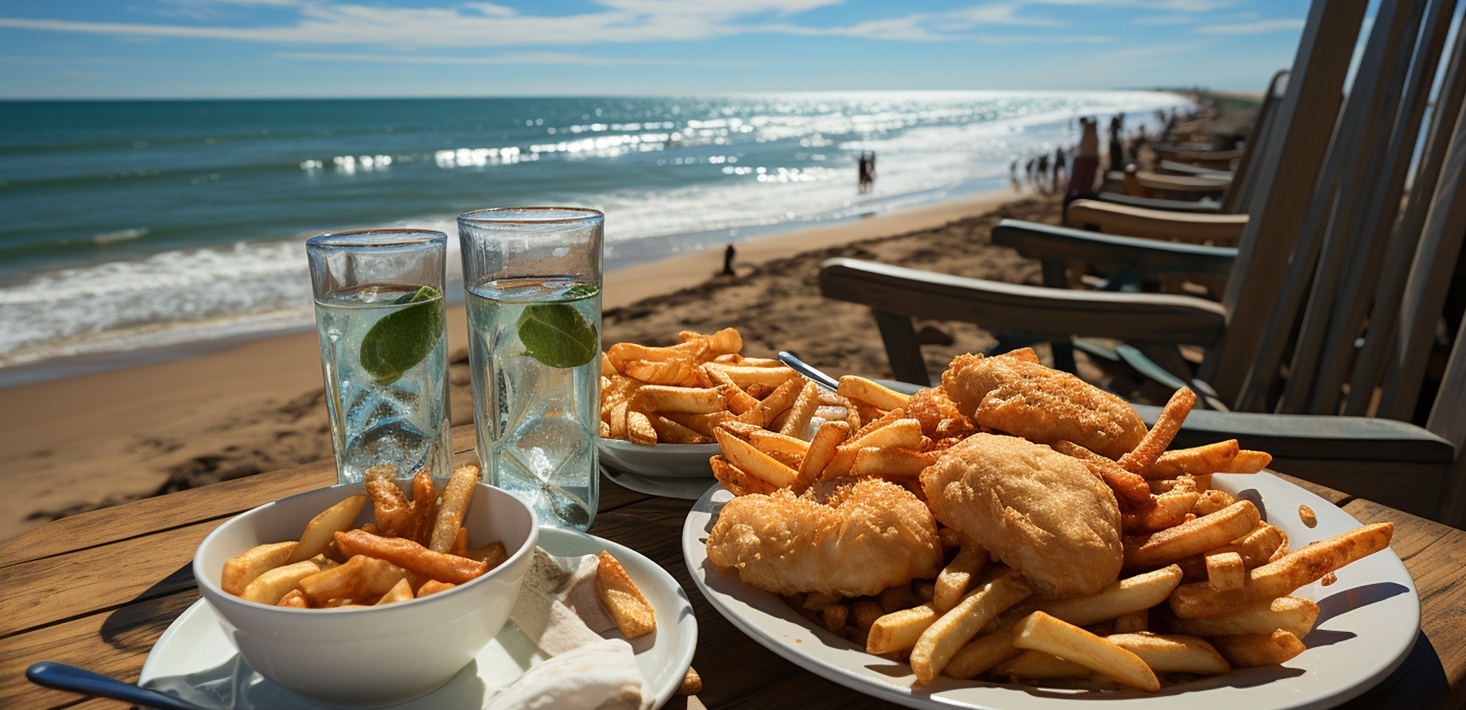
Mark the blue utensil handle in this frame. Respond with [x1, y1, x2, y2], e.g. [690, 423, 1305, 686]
[777, 351, 840, 392]
[26, 662, 205, 710]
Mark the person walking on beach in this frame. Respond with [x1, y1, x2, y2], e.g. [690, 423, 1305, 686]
[1036, 154, 1050, 192]
[856, 152, 872, 194]
[1052, 147, 1066, 193]
[1108, 115, 1126, 172]
[1024, 158, 1034, 188]
[1010, 159, 1019, 189]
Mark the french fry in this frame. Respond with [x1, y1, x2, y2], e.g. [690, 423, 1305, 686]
[335, 529, 488, 584]
[747, 428, 810, 458]
[710, 456, 778, 496]
[601, 352, 616, 377]
[994, 651, 1094, 680]
[778, 382, 822, 438]
[837, 375, 912, 411]
[754, 378, 804, 423]
[636, 385, 727, 414]
[364, 465, 412, 537]
[463, 541, 509, 570]
[822, 604, 849, 632]
[596, 551, 656, 639]
[709, 364, 798, 389]
[1226, 450, 1272, 473]
[1169, 523, 1394, 618]
[849, 408, 903, 441]
[407, 468, 439, 546]
[222, 541, 299, 596]
[626, 408, 658, 446]
[1050, 440, 1153, 510]
[609, 401, 630, 439]
[1012, 612, 1160, 692]
[878, 583, 919, 613]
[1205, 551, 1246, 591]
[622, 358, 696, 386]
[649, 415, 712, 444]
[417, 579, 456, 597]
[677, 667, 703, 696]
[1146, 440, 1240, 479]
[1106, 633, 1231, 675]
[298, 554, 409, 603]
[1192, 489, 1236, 517]
[1298, 505, 1318, 528]
[794, 421, 847, 493]
[287, 495, 366, 564]
[1000, 565, 1183, 629]
[374, 578, 415, 606]
[429, 464, 479, 553]
[1208, 630, 1307, 667]
[704, 365, 760, 414]
[276, 589, 309, 608]
[1178, 524, 1287, 582]
[1170, 596, 1321, 638]
[705, 327, 742, 354]
[240, 559, 327, 605]
[934, 540, 988, 613]
[1119, 386, 1195, 475]
[448, 526, 469, 557]
[1122, 491, 1200, 534]
[1111, 608, 1148, 634]
[851, 600, 885, 631]
[944, 627, 1021, 679]
[850, 447, 941, 480]
[663, 410, 736, 438]
[1124, 501, 1261, 569]
[911, 570, 1033, 684]
[867, 604, 938, 654]
[714, 428, 798, 488]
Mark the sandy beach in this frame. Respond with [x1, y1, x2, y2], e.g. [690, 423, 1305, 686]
[0, 188, 1078, 544]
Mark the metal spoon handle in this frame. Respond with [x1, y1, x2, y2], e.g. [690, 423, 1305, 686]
[778, 351, 840, 392]
[26, 662, 207, 710]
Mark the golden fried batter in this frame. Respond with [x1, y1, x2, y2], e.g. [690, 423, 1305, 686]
[921, 433, 1123, 598]
[705, 478, 943, 597]
[941, 352, 1146, 460]
[906, 387, 976, 446]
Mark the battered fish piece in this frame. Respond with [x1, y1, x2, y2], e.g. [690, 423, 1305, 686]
[942, 352, 1146, 460]
[706, 478, 943, 597]
[921, 433, 1123, 598]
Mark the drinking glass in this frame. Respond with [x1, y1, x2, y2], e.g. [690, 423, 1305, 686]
[306, 229, 452, 484]
[458, 208, 603, 531]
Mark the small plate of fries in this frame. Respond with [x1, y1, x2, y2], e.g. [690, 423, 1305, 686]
[681, 369, 1420, 709]
[599, 328, 831, 479]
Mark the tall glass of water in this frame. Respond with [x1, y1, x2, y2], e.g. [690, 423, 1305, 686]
[306, 230, 451, 484]
[458, 208, 602, 531]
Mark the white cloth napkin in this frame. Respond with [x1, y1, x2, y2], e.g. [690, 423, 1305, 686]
[485, 549, 653, 710]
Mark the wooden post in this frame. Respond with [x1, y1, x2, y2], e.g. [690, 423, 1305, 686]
[872, 310, 930, 386]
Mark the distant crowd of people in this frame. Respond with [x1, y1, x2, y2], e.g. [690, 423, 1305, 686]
[1009, 108, 1178, 195]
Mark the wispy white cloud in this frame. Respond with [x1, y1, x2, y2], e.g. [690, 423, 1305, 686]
[274, 51, 756, 66]
[1195, 18, 1303, 34]
[0, 1, 1072, 49]
[1096, 41, 1211, 59]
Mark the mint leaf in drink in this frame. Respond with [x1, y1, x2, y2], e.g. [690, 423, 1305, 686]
[518, 301, 598, 369]
[360, 286, 444, 385]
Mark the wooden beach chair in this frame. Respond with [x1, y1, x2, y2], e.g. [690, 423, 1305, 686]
[818, 0, 1466, 524]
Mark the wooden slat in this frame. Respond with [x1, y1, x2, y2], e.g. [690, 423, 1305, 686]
[0, 589, 196, 709]
[1209, 0, 1369, 402]
[1065, 200, 1248, 244]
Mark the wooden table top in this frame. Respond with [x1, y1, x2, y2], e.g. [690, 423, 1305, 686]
[3, 424, 1463, 710]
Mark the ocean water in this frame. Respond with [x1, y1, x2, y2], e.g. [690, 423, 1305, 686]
[0, 92, 1189, 373]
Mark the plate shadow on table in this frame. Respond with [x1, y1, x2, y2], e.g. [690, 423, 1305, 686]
[100, 561, 197, 651]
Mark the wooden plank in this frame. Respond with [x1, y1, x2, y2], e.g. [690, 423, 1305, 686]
[1208, 0, 1369, 403]
[1377, 88, 1466, 419]
[1226, 70, 1288, 214]
[0, 518, 220, 638]
[1348, 12, 1466, 415]
[1064, 200, 1247, 244]
[0, 424, 479, 569]
[0, 589, 197, 709]
[1268, 459, 1443, 520]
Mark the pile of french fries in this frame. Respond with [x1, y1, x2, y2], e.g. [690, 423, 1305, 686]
[222, 465, 657, 640]
[600, 328, 828, 446]
[710, 369, 1397, 691]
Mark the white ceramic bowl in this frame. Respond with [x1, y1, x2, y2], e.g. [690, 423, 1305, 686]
[598, 437, 719, 478]
[193, 481, 538, 708]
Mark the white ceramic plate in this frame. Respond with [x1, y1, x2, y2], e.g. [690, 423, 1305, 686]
[602, 465, 720, 501]
[598, 437, 718, 479]
[142, 527, 697, 710]
[683, 472, 1420, 709]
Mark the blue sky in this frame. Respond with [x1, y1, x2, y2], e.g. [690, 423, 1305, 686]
[0, 0, 1312, 99]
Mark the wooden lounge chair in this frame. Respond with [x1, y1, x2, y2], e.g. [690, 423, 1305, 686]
[818, 0, 1466, 524]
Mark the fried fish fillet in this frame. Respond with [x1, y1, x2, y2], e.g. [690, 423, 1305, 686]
[942, 352, 1146, 460]
[921, 433, 1123, 598]
[705, 478, 943, 597]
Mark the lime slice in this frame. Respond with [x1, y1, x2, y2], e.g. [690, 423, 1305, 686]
[517, 299, 598, 369]
[360, 286, 444, 385]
